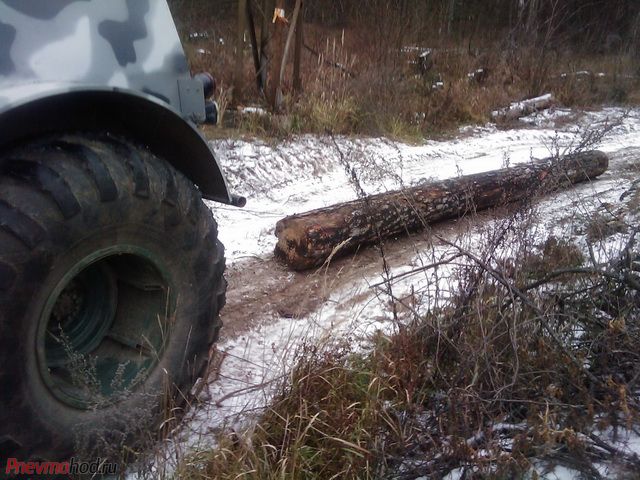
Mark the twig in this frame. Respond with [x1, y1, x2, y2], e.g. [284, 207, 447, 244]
[304, 43, 356, 77]
[369, 253, 464, 289]
[435, 234, 604, 388]
[330, 135, 398, 322]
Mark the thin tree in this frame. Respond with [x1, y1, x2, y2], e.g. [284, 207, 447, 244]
[259, 0, 273, 97]
[293, 0, 304, 93]
[268, 0, 287, 111]
[234, 0, 247, 103]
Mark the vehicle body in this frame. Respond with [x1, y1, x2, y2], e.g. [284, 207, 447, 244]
[0, 0, 238, 462]
[0, 0, 240, 205]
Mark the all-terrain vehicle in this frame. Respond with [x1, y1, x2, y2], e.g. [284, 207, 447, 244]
[0, 0, 243, 461]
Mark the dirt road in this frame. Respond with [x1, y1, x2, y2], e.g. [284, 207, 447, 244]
[150, 108, 640, 463]
[219, 145, 639, 339]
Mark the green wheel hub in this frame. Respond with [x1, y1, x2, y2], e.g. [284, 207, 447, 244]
[37, 246, 174, 409]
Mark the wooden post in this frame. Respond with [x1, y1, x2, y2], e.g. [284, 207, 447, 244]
[293, 0, 304, 93]
[234, 0, 247, 103]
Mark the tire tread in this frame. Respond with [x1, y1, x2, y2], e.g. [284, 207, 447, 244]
[5, 159, 81, 219]
[0, 133, 226, 461]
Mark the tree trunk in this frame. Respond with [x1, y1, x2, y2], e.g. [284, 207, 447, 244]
[447, 0, 456, 34]
[268, 0, 286, 111]
[259, 0, 273, 96]
[247, 0, 262, 91]
[274, 151, 609, 270]
[293, 0, 304, 93]
[526, 0, 540, 33]
[234, 0, 247, 103]
[279, 0, 302, 98]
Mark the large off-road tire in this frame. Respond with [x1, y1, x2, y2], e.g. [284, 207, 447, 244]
[0, 134, 226, 461]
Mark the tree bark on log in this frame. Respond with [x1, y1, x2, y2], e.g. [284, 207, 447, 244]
[274, 151, 609, 270]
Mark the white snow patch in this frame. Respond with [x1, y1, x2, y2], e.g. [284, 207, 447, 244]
[520, 107, 575, 127]
[239, 106, 268, 115]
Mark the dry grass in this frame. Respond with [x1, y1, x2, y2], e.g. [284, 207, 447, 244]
[175, 246, 640, 478]
[169, 2, 640, 140]
[174, 186, 640, 479]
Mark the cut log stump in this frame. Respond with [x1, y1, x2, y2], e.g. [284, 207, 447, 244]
[274, 151, 609, 270]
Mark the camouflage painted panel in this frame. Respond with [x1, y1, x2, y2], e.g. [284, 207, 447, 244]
[0, 0, 190, 111]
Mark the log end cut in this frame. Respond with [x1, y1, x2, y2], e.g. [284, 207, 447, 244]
[274, 219, 317, 270]
[274, 214, 351, 270]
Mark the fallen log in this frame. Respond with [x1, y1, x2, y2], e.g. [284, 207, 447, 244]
[491, 93, 555, 122]
[274, 151, 609, 270]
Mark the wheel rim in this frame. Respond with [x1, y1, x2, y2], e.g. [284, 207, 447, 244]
[37, 246, 174, 409]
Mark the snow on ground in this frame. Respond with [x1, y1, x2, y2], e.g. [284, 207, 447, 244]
[531, 427, 640, 479]
[140, 108, 640, 476]
[210, 107, 640, 263]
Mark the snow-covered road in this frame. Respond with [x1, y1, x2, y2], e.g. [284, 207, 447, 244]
[210, 107, 639, 263]
[142, 107, 640, 478]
